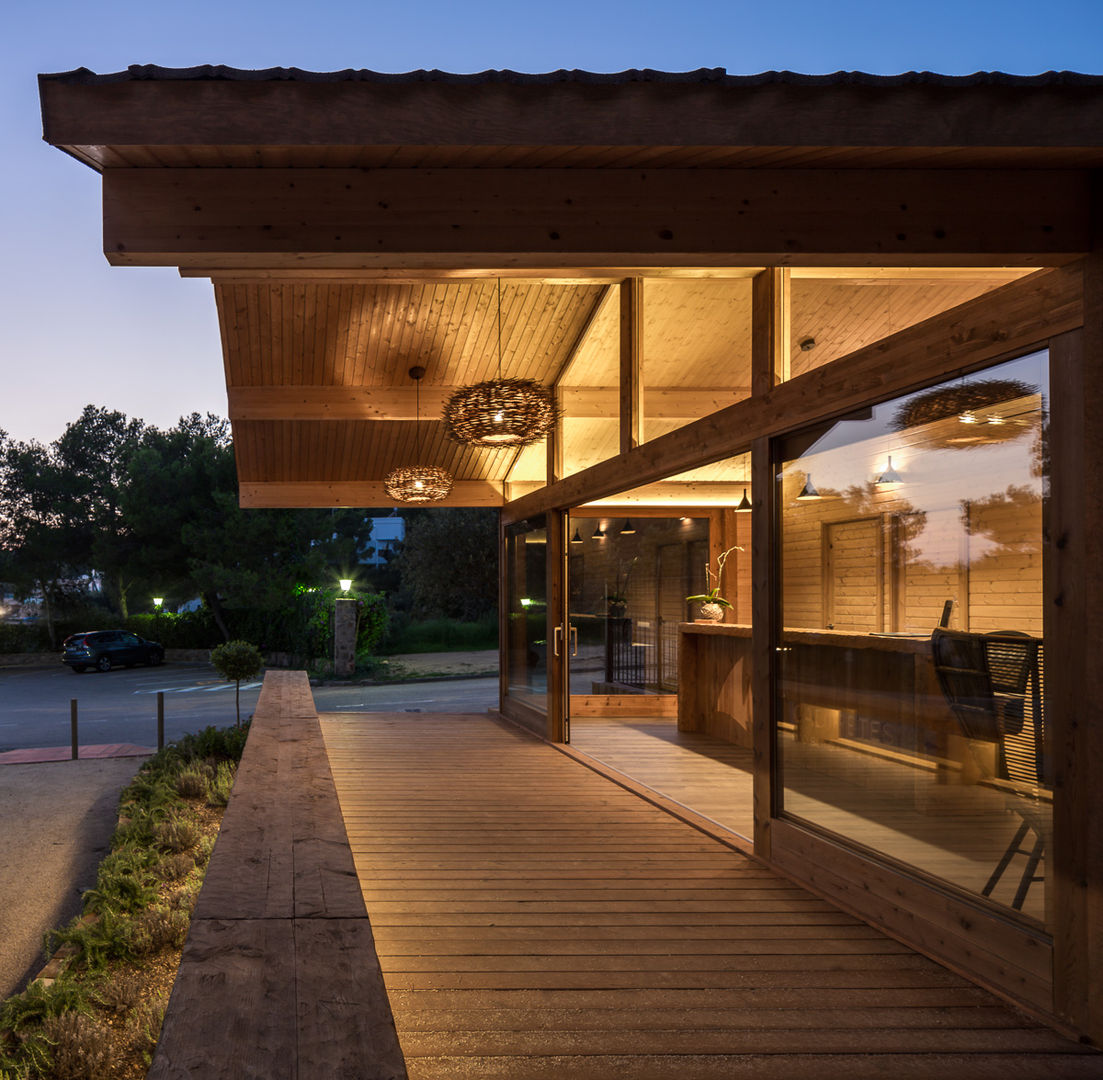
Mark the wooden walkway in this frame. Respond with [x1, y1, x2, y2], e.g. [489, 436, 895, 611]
[321, 710, 1103, 1080]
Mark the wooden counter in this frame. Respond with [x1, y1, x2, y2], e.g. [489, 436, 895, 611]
[677, 623, 955, 757]
[678, 623, 753, 746]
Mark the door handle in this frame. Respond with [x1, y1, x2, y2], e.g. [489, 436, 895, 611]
[553, 625, 562, 657]
[570, 625, 579, 657]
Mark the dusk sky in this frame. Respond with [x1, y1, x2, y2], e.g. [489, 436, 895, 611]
[3, 0, 1102, 445]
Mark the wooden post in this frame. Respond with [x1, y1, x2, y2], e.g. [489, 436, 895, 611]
[752, 268, 791, 395]
[157, 691, 165, 751]
[750, 435, 777, 858]
[333, 597, 357, 676]
[620, 277, 644, 455]
[1049, 254, 1103, 1042]
[70, 699, 78, 760]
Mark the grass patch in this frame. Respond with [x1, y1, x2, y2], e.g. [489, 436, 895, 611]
[0, 725, 247, 1080]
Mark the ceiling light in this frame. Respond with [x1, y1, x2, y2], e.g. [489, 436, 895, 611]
[734, 488, 752, 512]
[592, 525, 606, 540]
[619, 519, 637, 535]
[384, 366, 455, 503]
[796, 474, 822, 500]
[875, 455, 903, 485]
[570, 528, 583, 544]
[443, 280, 558, 447]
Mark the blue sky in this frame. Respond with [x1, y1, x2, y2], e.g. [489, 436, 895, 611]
[2, 0, 1102, 443]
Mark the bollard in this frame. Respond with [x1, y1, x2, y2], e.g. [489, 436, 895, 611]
[157, 691, 164, 751]
[70, 699, 78, 760]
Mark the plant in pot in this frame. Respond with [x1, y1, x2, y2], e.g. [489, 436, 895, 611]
[606, 557, 637, 619]
[686, 545, 742, 622]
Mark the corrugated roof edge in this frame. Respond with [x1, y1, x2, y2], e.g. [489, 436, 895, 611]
[37, 65, 1103, 87]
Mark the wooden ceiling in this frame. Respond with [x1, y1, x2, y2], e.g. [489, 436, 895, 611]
[220, 270, 1033, 506]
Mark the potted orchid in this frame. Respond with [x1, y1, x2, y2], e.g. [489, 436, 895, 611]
[686, 545, 742, 622]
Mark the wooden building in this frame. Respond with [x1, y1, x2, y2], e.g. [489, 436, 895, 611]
[38, 65, 1103, 1042]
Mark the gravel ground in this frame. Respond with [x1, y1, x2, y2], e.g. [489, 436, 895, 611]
[0, 757, 145, 1000]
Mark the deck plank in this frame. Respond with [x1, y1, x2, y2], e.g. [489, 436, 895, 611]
[321, 711, 1103, 1079]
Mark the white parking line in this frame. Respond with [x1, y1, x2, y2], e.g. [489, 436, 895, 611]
[133, 681, 262, 695]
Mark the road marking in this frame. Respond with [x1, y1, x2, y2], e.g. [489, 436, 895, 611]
[133, 681, 262, 695]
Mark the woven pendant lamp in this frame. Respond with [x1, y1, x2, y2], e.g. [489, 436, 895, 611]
[384, 367, 454, 503]
[442, 280, 558, 447]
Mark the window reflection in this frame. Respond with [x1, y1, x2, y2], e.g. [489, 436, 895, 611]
[777, 350, 1049, 925]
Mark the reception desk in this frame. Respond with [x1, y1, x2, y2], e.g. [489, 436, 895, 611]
[678, 623, 956, 759]
[677, 623, 753, 746]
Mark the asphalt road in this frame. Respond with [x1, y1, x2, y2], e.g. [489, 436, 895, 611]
[0, 663, 500, 753]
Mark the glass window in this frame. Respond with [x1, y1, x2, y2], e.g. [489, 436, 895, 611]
[776, 351, 1049, 925]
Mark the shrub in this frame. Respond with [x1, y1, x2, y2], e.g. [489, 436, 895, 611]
[206, 761, 236, 807]
[132, 906, 189, 954]
[154, 817, 201, 855]
[42, 1011, 113, 1080]
[175, 765, 213, 799]
[125, 995, 168, 1066]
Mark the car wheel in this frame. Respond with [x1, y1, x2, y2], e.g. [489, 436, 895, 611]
[148, 650, 164, 667]
[71, 665, 87, 673]
[96, 655, 112, 673]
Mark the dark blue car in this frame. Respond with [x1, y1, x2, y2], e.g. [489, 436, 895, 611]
[62, 630, 164, 673]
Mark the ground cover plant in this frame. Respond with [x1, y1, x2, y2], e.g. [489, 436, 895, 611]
[0, 725, 248, 1080]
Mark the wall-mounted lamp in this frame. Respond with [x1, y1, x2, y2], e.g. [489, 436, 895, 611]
[570, 528, 583, 544]
[592, 525, 606, 540]
[734, 488, 752, 512]
[875, 456, 903, 486]
[796, 475, 822, 500]
[619, 519, 637, 535]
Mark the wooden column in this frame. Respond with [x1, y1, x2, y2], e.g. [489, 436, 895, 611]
[1050, 255, 1103, 1042]
[752, 268, 791, 395]
[750, 435, 778, 858]
[620, 278, 644, 454]
[748, 268, 790, 857]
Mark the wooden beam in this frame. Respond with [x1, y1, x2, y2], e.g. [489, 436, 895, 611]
[752, 268, 791, 395]
[238, 480, 503, 508]
[502, 264, 1081, 522]
[620, 278, 644, 454]
[227, 386, 451, 421]
[102, 168, 1090, 268]
[41, 74, 1103, 154]
[226, 384, 746, 422]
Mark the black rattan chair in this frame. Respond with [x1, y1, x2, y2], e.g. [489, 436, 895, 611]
[931, 627, 1047, 910]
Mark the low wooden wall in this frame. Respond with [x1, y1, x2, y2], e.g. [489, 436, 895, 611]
[148, 670, 407, 1080]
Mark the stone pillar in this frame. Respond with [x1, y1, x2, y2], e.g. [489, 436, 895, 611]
[334, 597, 358, 676]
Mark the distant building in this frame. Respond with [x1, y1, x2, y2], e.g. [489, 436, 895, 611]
[363, 516, 404, 565]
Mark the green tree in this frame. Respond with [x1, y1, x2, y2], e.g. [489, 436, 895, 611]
[395, 509, 499, 621]
[210, 640, 264, 726]
[0, 431, 92, 644]
[54, 406, 149, 618]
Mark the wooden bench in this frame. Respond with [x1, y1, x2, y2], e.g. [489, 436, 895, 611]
[148, 670, 407, 1080]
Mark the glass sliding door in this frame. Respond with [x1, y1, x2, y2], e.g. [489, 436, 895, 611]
[775, 350, 1050, 925]
[504, 517, 550, 722]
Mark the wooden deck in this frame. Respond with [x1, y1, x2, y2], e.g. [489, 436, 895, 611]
[321, 709, 1103, 1080]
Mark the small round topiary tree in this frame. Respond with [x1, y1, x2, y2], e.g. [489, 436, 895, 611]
[210, 640, 264, 727]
